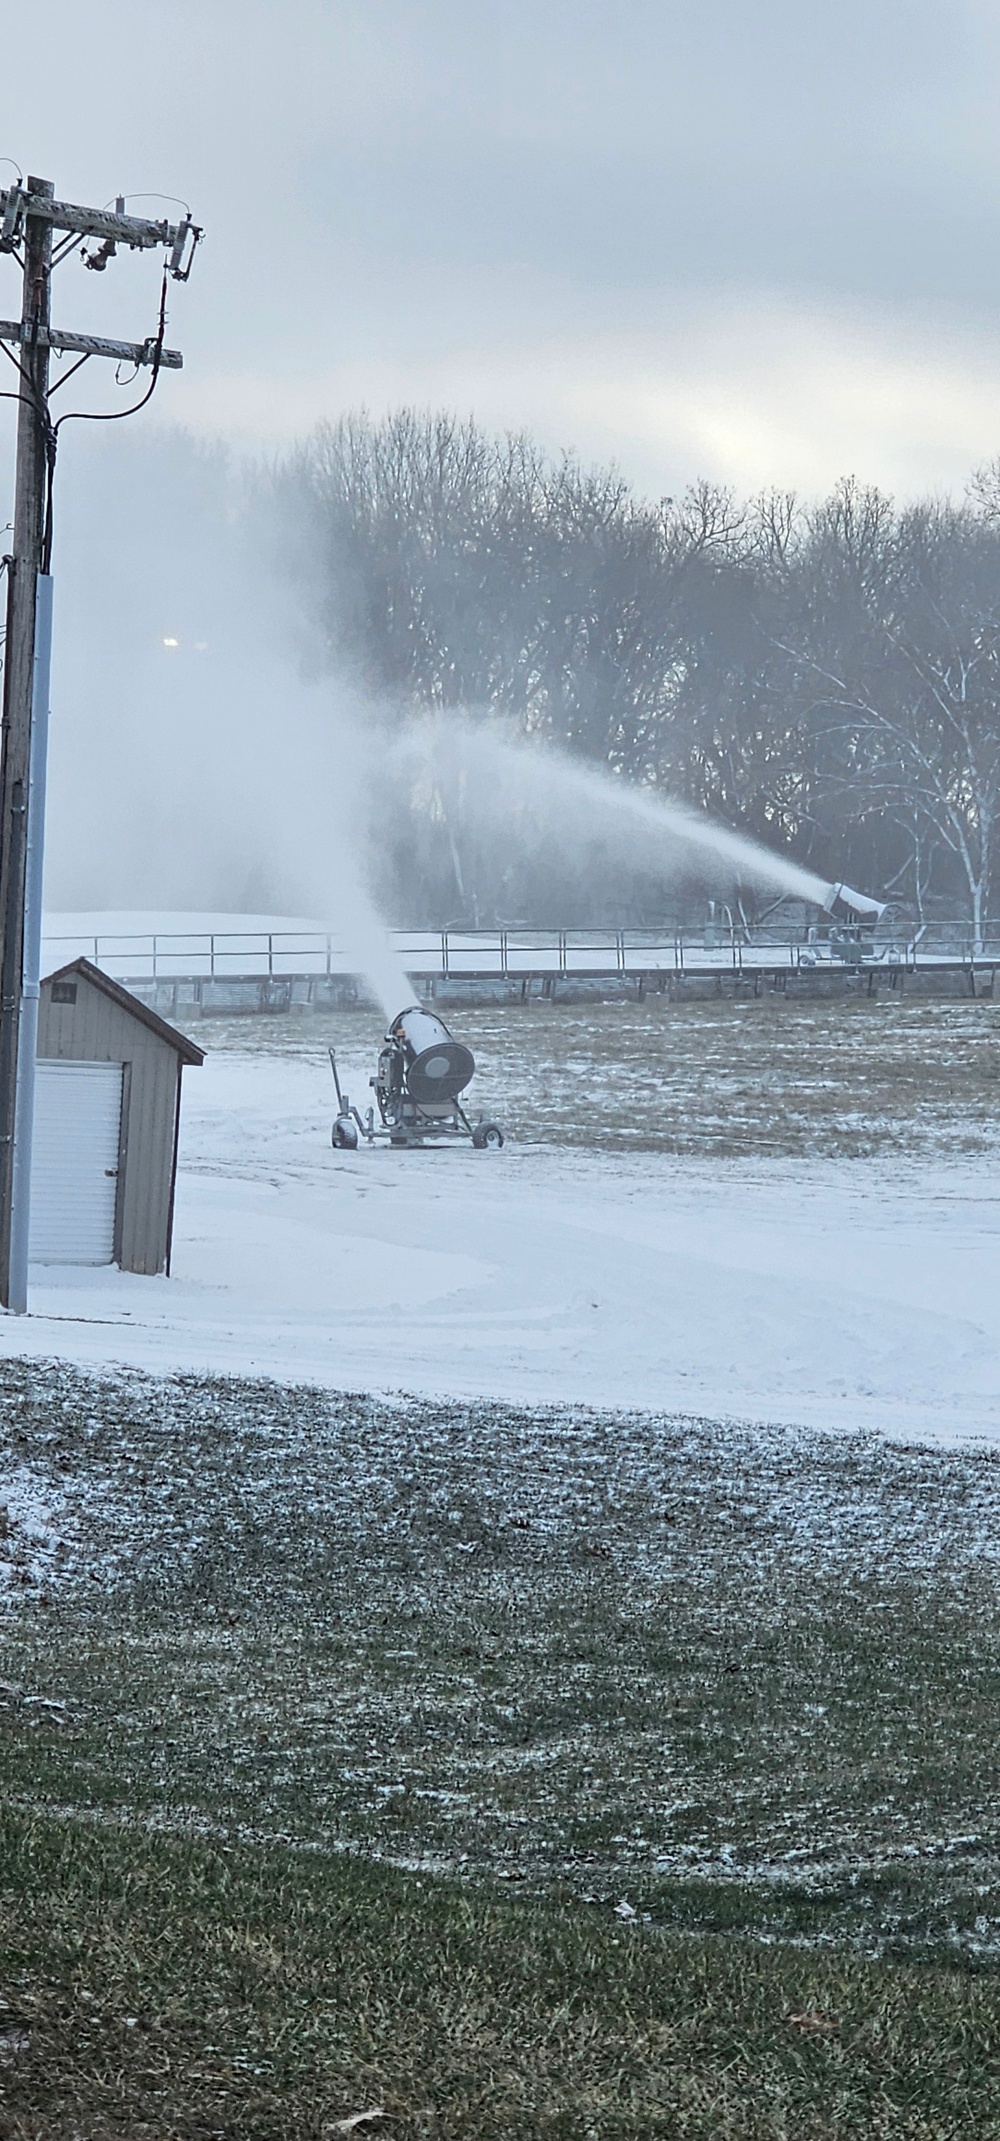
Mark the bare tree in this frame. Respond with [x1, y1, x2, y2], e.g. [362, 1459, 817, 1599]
[272, 416, 1000, 929]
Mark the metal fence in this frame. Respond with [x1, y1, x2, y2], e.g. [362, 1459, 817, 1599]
[38, 921, 1000, 985]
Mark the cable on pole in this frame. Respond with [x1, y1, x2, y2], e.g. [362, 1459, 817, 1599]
[40, 262, 170, 571]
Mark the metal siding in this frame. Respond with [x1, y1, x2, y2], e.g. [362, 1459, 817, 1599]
[30, 1062, 122, 1263]
[119, 1043, 176, 1274]
[112, 1061, 132, 1265]
[37, 972, 179, 1273]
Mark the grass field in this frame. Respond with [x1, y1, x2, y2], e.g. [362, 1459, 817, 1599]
[4, 1804, 1000, 2139]
[196, 990, 1000, 1158]
[4, 1356, 1000, 2133]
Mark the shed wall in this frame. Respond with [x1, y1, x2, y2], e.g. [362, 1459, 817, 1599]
[38, 974, 181, 1274]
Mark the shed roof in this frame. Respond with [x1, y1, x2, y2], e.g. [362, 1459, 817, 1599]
[41, 957, 205, 1066]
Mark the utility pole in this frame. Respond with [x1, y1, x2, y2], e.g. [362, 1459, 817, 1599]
[0, 176, 200, 1310]
[0, 179, 51, 1313]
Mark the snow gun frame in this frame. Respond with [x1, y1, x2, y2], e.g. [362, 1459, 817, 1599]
[329, 1004, 504, 1151]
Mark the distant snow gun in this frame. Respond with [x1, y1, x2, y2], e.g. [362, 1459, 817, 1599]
[795, 882, 888, 967]
[329, 1005, 504, 1150]
[821, 883, 886, 924]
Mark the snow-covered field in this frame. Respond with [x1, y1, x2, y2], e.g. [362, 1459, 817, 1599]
[2, 1006, 999, 1448]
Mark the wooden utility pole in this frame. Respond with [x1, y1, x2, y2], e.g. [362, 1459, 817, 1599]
[0, 178, 53, 1308]
[0, 176, 199, 1309]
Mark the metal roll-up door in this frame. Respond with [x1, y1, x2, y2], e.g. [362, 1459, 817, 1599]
[30, 1061, 123, 1265]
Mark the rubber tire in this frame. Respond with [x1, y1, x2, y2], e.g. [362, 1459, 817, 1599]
[332, 1118, 359, 1150]
[472, 1122, 504, 1149]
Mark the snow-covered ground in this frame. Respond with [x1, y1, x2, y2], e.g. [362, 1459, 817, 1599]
[1, 1043, 998, 1449]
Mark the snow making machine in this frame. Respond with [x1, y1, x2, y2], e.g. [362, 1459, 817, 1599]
[329, 1005, 504, 1150]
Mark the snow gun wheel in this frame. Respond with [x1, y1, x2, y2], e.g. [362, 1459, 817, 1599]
[472, 1122, 504, 1149]
[332, 1118, 358, 1150]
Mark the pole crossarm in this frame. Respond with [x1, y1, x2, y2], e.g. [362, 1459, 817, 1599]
[0, 187, 201, 274]
[0, 318, 183, 369]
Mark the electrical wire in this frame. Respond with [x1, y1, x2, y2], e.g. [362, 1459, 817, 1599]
[111, 190, 192, 217]
[40, 261, 170, 570]
[50, 262, 168, 436]
[0, 328, 91, 407]
[0, 332, 43, 406]
[0, 310, 56, 465]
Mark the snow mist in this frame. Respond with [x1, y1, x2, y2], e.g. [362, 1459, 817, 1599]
[44, 425, 842, 991]
[44, 428, 415, 1020]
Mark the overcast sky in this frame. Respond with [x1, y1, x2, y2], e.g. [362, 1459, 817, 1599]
[4, 0, 1000, 501]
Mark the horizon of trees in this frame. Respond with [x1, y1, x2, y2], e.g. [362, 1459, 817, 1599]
[276, 409, 1000, 932]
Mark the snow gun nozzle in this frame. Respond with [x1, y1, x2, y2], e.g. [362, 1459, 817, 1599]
[822, 882, 886, 923]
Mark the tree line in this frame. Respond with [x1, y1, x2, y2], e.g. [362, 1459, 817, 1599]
[280, 409, 1000, 931]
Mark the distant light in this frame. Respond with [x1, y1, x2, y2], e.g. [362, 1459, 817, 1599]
[194, 640, 209, 652]
[162, 636, 180, 649]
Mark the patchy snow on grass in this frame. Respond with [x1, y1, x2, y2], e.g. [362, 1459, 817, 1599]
[0, 1464, 78, 1603]
[6, 1362, 1000, 1958]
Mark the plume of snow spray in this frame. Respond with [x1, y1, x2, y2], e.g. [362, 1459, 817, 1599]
[381, 713, 833, 914]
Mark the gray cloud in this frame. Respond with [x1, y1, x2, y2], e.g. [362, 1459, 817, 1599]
[1, 0, 999, 494]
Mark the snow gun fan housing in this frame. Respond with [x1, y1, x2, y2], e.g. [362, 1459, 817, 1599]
[387, 1005, 475, 1104]
[328, 1006, 504, 1150]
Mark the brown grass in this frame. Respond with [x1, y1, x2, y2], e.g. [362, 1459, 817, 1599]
[197, 990, 1000, 1157]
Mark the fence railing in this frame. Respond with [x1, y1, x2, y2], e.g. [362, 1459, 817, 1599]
[38, 921, 1000, 986]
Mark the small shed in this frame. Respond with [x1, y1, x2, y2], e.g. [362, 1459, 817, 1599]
[33, 957, 204, 1274]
